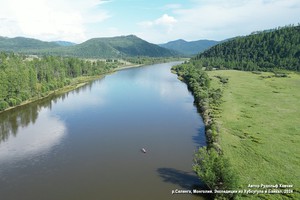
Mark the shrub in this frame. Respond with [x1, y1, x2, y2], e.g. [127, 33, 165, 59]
[274, 73, 288, 77]
[48, 83, 55, 90]
[20, 93, 30, 101]
[215, 75, 229, 84]
[8, 98, 17, 106]
[252, 71, 262, 75]
[193, 147, 238, 199]
[0, 100, 9, 111]
[41, 85, 49, 93]
[15, 98, 22, 105]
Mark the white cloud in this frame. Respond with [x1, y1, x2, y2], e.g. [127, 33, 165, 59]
[0, 108, 66, 162]
[0, 0, 299, 44]
[139, 14, 177, 27]
[156, 14, 177, 27]
[138, 14, 177, 34]
[0, 0, 111, 42]
[138, 0, 300, 43]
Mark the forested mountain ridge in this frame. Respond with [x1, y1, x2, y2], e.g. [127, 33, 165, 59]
[159, 39, 219, 56]
[194, 25, 300, 71]
[0, 35, 179, 58]
[62, 35, 179, 58]
[0, 36, 60, 51]
[53, 41, 77, 46]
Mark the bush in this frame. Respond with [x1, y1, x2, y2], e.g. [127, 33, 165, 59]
[0, 100, 9, 111]
[41, 85, 49, 93]
[252, 71, 262, 75]
[64, 79, 71, 85]
[8, 98, 17, 106]
[20, 93, 30, 101]
[206, 65, 213, 71]
[274, 73, 288, 77]
[15, 98, 22, 105]
[48, 83, 55, 90]
[193, 147, 238, 199]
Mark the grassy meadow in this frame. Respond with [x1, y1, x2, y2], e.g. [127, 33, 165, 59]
[207, 70, 300, 199]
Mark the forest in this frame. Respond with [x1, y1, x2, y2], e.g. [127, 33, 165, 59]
[193, 24, 300, 71]
[0, 52, 181, 112]
[0, 52, 120, 111]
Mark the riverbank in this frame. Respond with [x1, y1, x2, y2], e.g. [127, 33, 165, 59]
[171, 63, 238, 200]
[0, 75, 103, 114]
[172, 65, 300, 199]
[207, 70, 300, 199]
[0, 63, 144, 114]
[114, 64, 143, 71]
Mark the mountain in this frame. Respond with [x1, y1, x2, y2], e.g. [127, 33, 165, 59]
[194, 25, 300, 71]
[0, 35, 178, 58]
[53, 41, 76, 46]
[0, 36, 60, 51]
[67, 35, 179, 58]
[159, 39, 219, 56]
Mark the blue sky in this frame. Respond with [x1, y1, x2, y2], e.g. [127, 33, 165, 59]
[0, 0, 299, 43]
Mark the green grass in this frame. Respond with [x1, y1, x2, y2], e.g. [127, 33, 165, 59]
[207, 70, 300, 199]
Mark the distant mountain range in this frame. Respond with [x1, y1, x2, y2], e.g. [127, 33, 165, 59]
[0, 35, 179, 58]
[159, 39, 220, 56]
[64, 35, 179, 58]
[53, 41, 77, 46]
[0, 36, 60, 51]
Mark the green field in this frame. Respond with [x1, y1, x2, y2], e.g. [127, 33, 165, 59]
[207, 70, 300, 199]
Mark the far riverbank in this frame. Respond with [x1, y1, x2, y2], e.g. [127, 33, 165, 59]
[0, 64, 144, 114]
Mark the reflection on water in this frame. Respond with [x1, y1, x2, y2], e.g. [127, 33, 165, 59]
[0, 79, 99, 144]
[157, 167, 201, 189]
[0, 62, 206, 200]
[0, 79, 103, 162]
[53, 79, 107, 113]
[0, 108, 66, 162]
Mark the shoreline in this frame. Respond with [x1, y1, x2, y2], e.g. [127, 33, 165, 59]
[0, 64, 143, 114]
[0, 75, 104, 114]
[0, 61, 183, 114]
[114, 64, 143, 71]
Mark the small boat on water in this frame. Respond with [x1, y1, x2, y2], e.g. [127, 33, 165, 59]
[141, 148, 146, 153]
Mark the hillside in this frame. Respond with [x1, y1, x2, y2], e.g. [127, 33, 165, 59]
[160, 39, 219, 56]
[194, 25, 300, 71]
[53, 41, 76, 46]
[0, 35, 179, 58]
[66, 35, 179, 58]
[0, 36, 60, 51]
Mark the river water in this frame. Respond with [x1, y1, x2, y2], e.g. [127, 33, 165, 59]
[0, 62, 206, 200]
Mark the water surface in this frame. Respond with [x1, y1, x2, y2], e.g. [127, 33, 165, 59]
[0, 62, 206, 200]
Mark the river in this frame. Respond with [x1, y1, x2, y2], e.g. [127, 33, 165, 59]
[0, 62, 206, 200]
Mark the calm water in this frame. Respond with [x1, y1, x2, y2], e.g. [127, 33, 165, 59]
[0, 62, 206, 200]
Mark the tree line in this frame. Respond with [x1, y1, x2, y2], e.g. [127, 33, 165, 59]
[194, 24, 300, 71]
[0, 82, 93, 143]
[0, 52, 119, 111]
[172, 24, 300, 199]
[172, 63, 237, 199]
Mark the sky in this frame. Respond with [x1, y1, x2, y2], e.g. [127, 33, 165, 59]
[0, 0, 299, 44]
